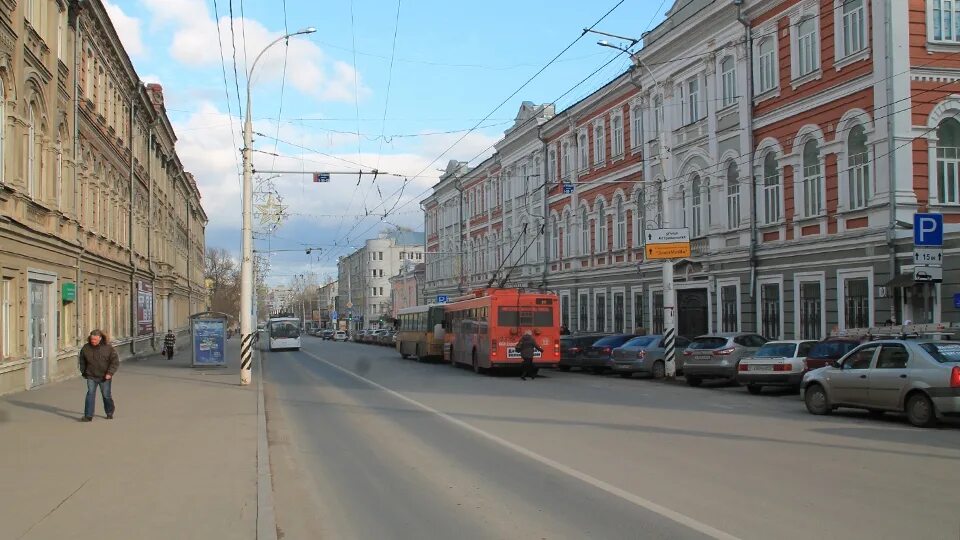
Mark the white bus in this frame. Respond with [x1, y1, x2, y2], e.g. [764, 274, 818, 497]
[267, 317, 302, 351]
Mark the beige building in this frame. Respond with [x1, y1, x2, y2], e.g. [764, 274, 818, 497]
[0, 0, 207, 394]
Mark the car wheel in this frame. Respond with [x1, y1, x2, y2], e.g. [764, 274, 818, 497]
[686, 376, 702, 387]
[804, 384, 831, 415]
[651, 360, 666, 380]
[747, 385, 763, 395]
[619, 373, 632, 379]
[557, 365, 571, 372]
[905, 393, 937, 428]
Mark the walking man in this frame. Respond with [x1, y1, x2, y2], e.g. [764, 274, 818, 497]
[164, 329, 176, 360]
[515, 330, 543, 381]
[78, 330, 119, 421]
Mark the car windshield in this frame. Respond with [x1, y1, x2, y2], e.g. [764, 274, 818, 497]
[622, 336, 657, 348]
[269, 322, 300, 338]
[808, 341, 859, 359]
[755, 343, 797, 358]
[919, 342, 960, 363]
[688, 337, 729, 350]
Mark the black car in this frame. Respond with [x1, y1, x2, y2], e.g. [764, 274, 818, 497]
[560, 334, 637, 373]
[558, 334, 608, 371]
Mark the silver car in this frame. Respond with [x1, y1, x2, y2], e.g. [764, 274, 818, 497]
[736, 340, 818, 393]
[608, 335, 691, 379]
[681, 333, 768, 386]
[801, 339, 960, 427]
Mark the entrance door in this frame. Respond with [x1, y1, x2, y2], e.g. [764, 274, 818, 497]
[677, 289, 708, 339]
[28, 280, 49, 388]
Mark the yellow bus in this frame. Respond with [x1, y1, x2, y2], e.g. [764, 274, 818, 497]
[396, 305, 445, 361]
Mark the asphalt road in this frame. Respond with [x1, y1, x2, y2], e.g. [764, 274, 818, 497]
[263, 337, 960, 540]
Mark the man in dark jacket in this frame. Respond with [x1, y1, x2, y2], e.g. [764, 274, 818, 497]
[78, 330, 119, 421]
[515, 331, 543, 381]
[163, 330, 176, 359]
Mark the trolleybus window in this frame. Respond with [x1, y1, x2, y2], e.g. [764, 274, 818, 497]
[497, 306, 554, 327]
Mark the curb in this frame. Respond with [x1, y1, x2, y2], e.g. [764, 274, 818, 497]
[256, 348, 278, 540]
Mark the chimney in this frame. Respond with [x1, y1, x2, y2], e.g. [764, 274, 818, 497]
[145, 83, 165, 111]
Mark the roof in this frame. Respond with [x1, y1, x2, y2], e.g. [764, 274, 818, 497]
[391, 230, 425, 246]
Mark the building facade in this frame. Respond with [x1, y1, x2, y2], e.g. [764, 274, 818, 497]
[389, 261, 424, 319]
[337, 229, 424, 330]
[317, 280, 337, 329]
[0, 0, 207, 395]
[424, 0, 959, 340]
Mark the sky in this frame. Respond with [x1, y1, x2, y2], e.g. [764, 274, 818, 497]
[107, 0, 672, 286]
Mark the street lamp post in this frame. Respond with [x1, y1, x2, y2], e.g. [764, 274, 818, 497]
[240, 27, 316, 385]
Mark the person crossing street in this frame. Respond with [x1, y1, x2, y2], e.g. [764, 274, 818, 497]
[515, 330, 543, 381]
[78, 330, 119, 421]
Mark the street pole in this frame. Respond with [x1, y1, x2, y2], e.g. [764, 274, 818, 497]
[239, 27, 316, 386]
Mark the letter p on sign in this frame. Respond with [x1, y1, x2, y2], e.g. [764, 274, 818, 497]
[913, 213, 944, 246]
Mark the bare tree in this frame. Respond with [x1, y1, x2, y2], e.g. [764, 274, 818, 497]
[205, 248, 241, 318]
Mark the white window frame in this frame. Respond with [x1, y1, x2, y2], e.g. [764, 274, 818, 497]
[615, 196, 626, 249]
[578, 291, 590, 332]
[755, 36, 779, 95]
[791, 14, 821, 81]
[562, 142, 571, 179]
[932, 118, 960, 205]
[578, 132, 589, 171]
[716, 278, 742, 334]
[726, 161, 741, 230]
[762, 152, 783, 225]
[596, 200, 607, 253]
[686, 76, 701, 124]
[563, 211, 572, 258]
[593, 288, 608, 333]
[551, 216, 560, 260]
[794, 271, 827, 340]
[580, 206, 590, 255]
[593, 122, 606, 165]
[756, 274, 785, 340]
[631, 104, 642, 149]
[652, 95, 663, 140]
[548, 149, 556, 183]
[928, 0, 960, 44]
[691, 175, 704, 238]
[835, 0, 870, 67]
[720, 56, 737, 108]
[837, 267, 874, 330]
[611, 114, 624, 158]
[801, 139, 825, 218]
[843, 123, 872, 211]
[559, 290, 571, 330]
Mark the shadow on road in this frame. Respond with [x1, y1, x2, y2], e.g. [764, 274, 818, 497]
[4, 399, 79, 421]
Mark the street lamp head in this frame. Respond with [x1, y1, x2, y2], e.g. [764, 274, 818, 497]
[297, 27, 317, 35]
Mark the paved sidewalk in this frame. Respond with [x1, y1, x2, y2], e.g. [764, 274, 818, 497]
[0, 339, 259, 540]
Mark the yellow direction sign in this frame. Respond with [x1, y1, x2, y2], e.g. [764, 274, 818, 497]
[646, 242, 691, 260]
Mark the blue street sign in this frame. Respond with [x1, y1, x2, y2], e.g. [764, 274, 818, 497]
[954, 293, 960, 309]
[913, 213, 944, 246]
[436, 295, 449, 304]
[562, 183, 574, 194]
[313, 172, 331, 183]
[331, 310, 338, 320]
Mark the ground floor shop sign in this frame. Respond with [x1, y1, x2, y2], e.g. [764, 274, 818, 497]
[190, 312, 228, 367]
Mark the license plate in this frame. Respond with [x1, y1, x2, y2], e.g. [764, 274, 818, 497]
[750, 365, 774, 371]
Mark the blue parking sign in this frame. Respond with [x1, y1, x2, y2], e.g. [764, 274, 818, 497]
[436, 295, 448, 304]
[954, 293, 960, 309]
[913, 213, 944, 246]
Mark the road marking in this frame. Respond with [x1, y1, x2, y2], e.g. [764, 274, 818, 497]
[300, 349, 741, 540]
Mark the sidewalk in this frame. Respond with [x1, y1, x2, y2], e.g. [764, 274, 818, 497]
[0, 339, 260, 540]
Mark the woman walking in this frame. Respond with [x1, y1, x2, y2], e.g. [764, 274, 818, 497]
[78, 330, 119, 421]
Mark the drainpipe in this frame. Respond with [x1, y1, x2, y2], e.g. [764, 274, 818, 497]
[71, 0, 83, 348]
[538, 126, 550, 289]
[128, 88, 137, 356]
[458, 177, 465, 293]
[737, 3, 758, 301]
[884, 0, 900, 323]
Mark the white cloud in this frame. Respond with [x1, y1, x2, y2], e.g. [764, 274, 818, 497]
[104, 0, 145, 56]
[141, 0, 368, 103]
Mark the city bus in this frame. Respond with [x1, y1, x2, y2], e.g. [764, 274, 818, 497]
[267, 317, 301, 351]
[395, 304, 446, 361]
[443, 288, 560, 374]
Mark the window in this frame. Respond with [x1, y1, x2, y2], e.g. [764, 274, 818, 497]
[580, 207, 589, 255]
[686, 78, 701, 124]
[400, 252, 406, 260]
[551, 218, 559, 260]
[522, 164, 529, 196]
[691, 175, 704, 237]
[876, 344, 909, 369]
[578, 292, 589, 331]
[721, 285, 738, 332]
[632, 289, 644, 332]
[563, 211, 572, 257]
[763, 153, 782, 224]
[631, 105, 642, 148]
[757, 39, 776, 93]
[841, 0, 867, 56]
[802, 140, 823, 217]
[562, 142, 571, 177]
[844, 277, 870, 329]
[613, 293, 625, 333]
[615, 197, 625, 249]
[721, 57, 737, 108]
[28, 105, 37, 198]
[612, 116, 624, 157]
[726, 162, 740, 229]
[932, 0, 960, 42]
[846, 345, 878, 369]
[0, 79, 4, 183]
[799, 281, 822, 340]
[596, 293, 607, 332]
[847, 125, 870, 209]
[2, 278, 12, 359]
[653, 95, 663, 138]
[594, 125, 605, 165]
[760, 282, 782, 340]
[548, 150, 556, 183]
[797, 17, 819, 77]
[936, 117, 960, 204]
[596, 200, 607, 253]
[579, 134, 588, 170]
[652, 292, 664, 334]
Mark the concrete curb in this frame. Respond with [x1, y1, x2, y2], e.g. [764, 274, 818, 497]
[256, 348, 278, 540]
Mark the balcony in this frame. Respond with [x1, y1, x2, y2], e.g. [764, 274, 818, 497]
[690, 237, 709, 257]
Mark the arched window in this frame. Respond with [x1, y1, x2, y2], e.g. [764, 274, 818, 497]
[691, 175, 703, 237]
[596, 200, 606, 252]
[802, 139, 823, 217]
[580, 207, 589, 255]
[615, 196, 625, 249]
[936, 117, 960, 204]
[563, 211, 572, 257]
[27, 104, 37, 198]
[552, 217, 560, 260]
[847, 124, 869, 209]
[763, 152, 781, 223]
[726, 161, 740, 229]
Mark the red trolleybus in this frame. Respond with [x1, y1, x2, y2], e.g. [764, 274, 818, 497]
[443, 288, 560, 374]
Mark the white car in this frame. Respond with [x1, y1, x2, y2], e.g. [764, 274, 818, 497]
[333, 331, 348, 342]
[736, 340, 818, 394]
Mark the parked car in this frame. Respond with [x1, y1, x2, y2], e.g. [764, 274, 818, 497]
[609, 334, 691, 379]
[558, 334, 607, 371]
[803, 338, 862, 370]
[736, 340, 819, 393]
[377, 330, 394, 345]
[334, 330, 349, 342]
[572, 334, 639, 374]
[682, 333, 768, 386]
[803, 339, 960, 427]
[352, 330, 365, 342]
[320, 329, 335, 340]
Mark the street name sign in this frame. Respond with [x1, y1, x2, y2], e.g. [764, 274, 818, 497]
[313, 172, 331, 183]
[562, 183, 574, 194]
[646, 228, 690, 244]
[647, 243, 691, 260]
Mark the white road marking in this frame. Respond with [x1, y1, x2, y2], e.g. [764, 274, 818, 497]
[301, 349, 742, 540]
